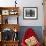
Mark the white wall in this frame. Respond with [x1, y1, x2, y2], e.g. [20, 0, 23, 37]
[0, 0, 44, 26]
[0, 0, 15, 7]
[18, 0, 44, 26]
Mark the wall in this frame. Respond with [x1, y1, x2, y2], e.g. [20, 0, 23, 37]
[18, 0, 44, 26]
[0, 0, 15, 7]
[0, 0, 44, 26]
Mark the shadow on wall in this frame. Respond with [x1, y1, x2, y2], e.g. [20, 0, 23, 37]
[18, 26, 43, 44]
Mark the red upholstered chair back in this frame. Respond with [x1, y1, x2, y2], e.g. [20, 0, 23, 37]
[21, 28, 41, 46]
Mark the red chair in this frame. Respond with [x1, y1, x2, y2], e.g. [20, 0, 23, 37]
[21, 28, 41, 46]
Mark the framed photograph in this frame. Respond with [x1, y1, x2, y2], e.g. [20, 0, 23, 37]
[2, 10, 9, 15]
[23, 7, 38, 20]
[9, 10, 18, 15]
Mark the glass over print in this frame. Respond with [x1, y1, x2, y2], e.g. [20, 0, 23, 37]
[23, 7, 38, 20]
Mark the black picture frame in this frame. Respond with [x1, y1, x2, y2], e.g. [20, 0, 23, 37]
[23, 7, 38, 20]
